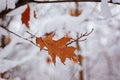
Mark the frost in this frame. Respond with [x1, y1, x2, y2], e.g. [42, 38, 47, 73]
[112, 0, 120, 3]
[0, 0, 6, 12]
[0, 0, 18, 12]
[0, 60, 18, 73]
[6, 0, 18, 9]
[101, 0, 112, 18]
[0, 1, 120, 80]
[0, 78, 6, 80]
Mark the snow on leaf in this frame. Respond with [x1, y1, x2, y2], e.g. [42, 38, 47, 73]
[36, 34, 78, 64]
[21, 5, 30, 28]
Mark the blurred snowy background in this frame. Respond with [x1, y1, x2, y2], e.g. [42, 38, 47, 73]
[0, 0, 120, 80]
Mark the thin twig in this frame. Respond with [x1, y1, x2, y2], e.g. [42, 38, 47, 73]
[26, 31, 36, 38]
[0, 25, 49, 51]
[0, 25, 38, 47]
[0, 25, 93, 51]
[67, 28, 94, 45]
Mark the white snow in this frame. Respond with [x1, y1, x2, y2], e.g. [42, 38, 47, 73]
[6, 0, 18, 9]
[0, 0, 6, 12]
[101, 0, 112, 18]
[0, 59, 18, 73]
[112, 0, 120, 3]
[0, 1, 120, 80]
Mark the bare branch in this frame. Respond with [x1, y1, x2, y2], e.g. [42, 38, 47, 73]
[0, 25, 49, 51]
[26, 0, 120, 4]
[0, 25, 93, 53]
[0, 25, 38, 47]
[67, 28, 94, 45]
[26, 31, 36, 38]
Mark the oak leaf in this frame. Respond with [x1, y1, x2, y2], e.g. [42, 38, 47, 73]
[36, 37, 45, 51]
[21, 5, 30, 28]
[36, 34, 78, 64]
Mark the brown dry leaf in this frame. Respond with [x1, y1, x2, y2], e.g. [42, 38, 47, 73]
[21, 5, 30, 28]
[36, 34, 78, 64]
[36, 37, 45, 50]
[69, 9, 82, 16]
[78, 55, 84, 65]
[0, 35, 11, 48]
[34, 10, 37, 18]
[46, 57, 51, 64]
[6, 37, 11, 44]
[69, 9, 75, 16]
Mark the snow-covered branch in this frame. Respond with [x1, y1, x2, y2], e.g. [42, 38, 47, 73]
[0, 25, 37, 47]
[0, 0, 120, 18]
